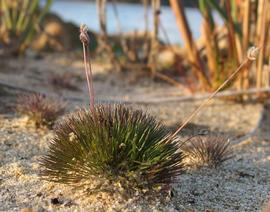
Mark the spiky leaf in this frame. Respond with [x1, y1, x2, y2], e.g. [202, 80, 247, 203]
[40, 104, 185, 188]
[183, 134, 233, 168]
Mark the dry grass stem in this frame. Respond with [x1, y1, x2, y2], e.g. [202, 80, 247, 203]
[172, 47, 259, 137]
[169, 0, 210, 88]
[256, 0, 268, 88]
[80, 24, 95, 110]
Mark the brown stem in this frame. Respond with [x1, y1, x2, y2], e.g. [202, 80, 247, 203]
[169, 0, 211, 89]
[84, 44, 95, 110]
[80, 24, 95, 110]
[172, 47, 259, 137]
[241, 0, 251, 91]
[256, 0, 267, 89]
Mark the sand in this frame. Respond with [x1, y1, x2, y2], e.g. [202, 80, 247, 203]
[0, 53, 269, 211]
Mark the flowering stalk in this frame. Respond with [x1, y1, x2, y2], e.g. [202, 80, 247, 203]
[80, 24, 95, 110]
[172, 47, 260, 137]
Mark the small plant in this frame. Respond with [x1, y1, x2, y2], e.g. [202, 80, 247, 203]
[16, 93, 65, 128]
[40, 104, 185, 187]
[182, 134, 233, 168]
[40, 25, 185, 191]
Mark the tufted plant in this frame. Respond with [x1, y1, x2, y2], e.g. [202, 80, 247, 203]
[16, 93, 65, 128]
[40, 104, 185, 188]
[183, 134, 233, 168]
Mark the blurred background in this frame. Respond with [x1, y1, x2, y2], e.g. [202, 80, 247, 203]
[46, 0, 222, 44]
[1, 0, 270, 98]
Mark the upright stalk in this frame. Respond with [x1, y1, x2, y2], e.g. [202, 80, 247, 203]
[169, 0, 211, 89]
[172, 47, 259, 137]
[149, 0, 160, 73]
[142, 0, 150, 61]
[96, 0, 121, 71]
[111, 0, 133, 62]
[241, 0, 251, 90]
[256, 0, 267, 89]
[80, 24, 95, 110]
[199, 0, 220, 86]
[242, 0, 251, 53]
[224, 0, 239, 64]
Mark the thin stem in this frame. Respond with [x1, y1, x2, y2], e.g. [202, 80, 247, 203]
[87, 47, 95, 110]
[80, 24, 95, 110]
[172, 47, 259, 137]
[172, 59, 248, 137]
[82, 43, 95, 110]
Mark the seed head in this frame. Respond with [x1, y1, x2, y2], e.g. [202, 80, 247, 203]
[247, 46, 260, 61]
[79, 24, 90, 46]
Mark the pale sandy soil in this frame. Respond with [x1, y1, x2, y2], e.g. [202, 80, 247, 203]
[0, 54, 270, 211]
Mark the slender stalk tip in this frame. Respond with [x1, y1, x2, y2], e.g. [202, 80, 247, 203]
[79, 24, 90, 45]
[247, 46, 260, 61]
[172, 48, 258, 137]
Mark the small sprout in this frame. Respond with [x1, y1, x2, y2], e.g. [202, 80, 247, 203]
[182, 134, 233, 168]
[16, 93, 65, 128]
[40, 104, 185, 189]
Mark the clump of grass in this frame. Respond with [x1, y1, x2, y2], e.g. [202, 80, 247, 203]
[16, 93, 65, 128]
[182, 134, 233, 168]
[40, 104, 185, 189]
[40, 25, 185, 192]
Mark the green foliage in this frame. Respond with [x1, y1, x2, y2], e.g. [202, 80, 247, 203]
[183, 134, 233, 168]
[0, 0, 52, 55]
[40, 104, 185, 188]
[199, 0, 214, 28]
[16, 93, 65, 128]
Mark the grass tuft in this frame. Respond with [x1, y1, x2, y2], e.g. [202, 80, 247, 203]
[16, 93, 65, 128]
[40, 104, 185, 189]
[183, 134, 233, 168]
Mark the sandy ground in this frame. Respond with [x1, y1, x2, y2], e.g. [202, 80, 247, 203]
[0, 53, 270, 211]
